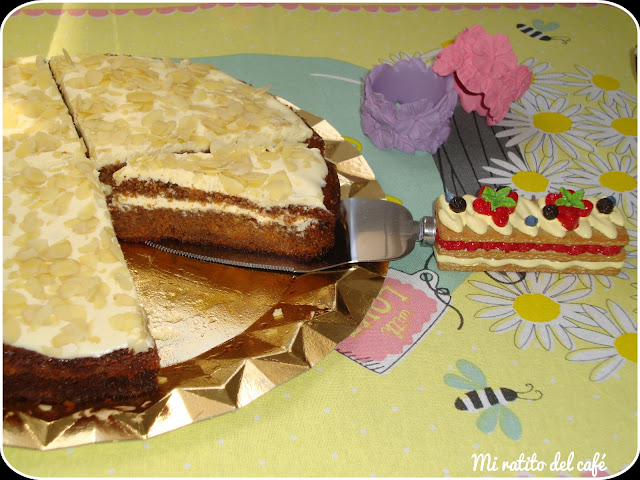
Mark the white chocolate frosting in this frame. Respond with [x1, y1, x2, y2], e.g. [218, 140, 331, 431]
[437, 193, 626, 240]
[112, 141, 329, 211]
[3, 56, 154, 359]
[3, 56, 87, 162]
[3, 156, 155, 359]
[48, 53, 313, 170]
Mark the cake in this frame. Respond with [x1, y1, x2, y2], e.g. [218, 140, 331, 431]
[4, 52, 339, 408]
[47, 51, 339, 259]
[434, 186, 629, 275]
[3, 56, 159, 408]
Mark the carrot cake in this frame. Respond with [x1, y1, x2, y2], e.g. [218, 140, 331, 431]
[434, 186, 629, 275]
[4, 52, 340, 408]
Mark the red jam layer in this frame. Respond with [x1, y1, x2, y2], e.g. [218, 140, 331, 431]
[436, 235, 622, 256]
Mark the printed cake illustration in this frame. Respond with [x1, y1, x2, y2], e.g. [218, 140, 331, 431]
[434, 186, 629, 275]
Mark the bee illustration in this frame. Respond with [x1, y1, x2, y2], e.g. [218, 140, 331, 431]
[444, 359, 543, 441]
[517, 20, 570, 44]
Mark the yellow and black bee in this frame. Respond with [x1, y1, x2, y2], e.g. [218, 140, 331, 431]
[454, 383, 542, 413]
[517, 20, 570, 44]
[445, 360, 543, 440]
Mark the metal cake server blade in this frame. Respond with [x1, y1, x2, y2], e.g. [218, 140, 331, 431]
[145, 197, 437, 274]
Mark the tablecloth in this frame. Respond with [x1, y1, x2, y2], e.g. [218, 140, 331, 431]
[2, 2, 637, 477]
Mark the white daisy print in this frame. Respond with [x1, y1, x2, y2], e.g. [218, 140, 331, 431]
[576, 99, 637, 156]
[382, 51, 421, 66]
[564, 65, 636, 107]
[383, 47, 442, 67]
[566, 151, 637, 218]
[478, 150, 572, 198]
[468, 272, 594, 351]
[566, 301, 637, 382]
[519, 57, 568, 103]
[496, 95, 595, 160]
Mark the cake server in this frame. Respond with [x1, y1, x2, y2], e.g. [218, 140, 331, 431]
[145, 197, 437, 274]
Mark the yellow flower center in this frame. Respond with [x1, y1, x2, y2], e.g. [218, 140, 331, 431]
[614, 332, 637, 363]
[513, 293, 560, 323]
[591, 74, 621, 91]
[610, 117, 637, 136]
[512, 171, 549, 193]
[600, 171, 637, 193]
[533, 112, 572, 134]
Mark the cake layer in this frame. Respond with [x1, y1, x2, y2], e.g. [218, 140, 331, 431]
[436, 195, 627, 243]
[433, 254, 624, 275]
[3, 344, 159, 406]
[435, 235, 627, 256]
[111, 204, 337, 260]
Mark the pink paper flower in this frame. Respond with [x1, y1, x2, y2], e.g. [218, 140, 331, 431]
[433, 25, 532, 125]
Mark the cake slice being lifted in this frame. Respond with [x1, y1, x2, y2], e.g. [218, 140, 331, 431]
[434, 186, 629, 275]
[111, 142, 340, 260]
[48, 52, 340, 260]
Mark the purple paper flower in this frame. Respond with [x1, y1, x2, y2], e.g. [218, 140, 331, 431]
[361, 57, 457, 154]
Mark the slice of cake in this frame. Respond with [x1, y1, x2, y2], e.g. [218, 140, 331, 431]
[110, 142, 340, 260]
[3, 56, 159, 408]
[434, 186, 629, 275]
[48, 52, 339, 259]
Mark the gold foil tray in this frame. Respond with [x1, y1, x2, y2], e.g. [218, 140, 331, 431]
[3, 109, 388, 450]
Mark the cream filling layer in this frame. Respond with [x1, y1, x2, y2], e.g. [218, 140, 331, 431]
[113, 194, 319, 232]
[437, 194, 626, 239]
[433, 252, 624, 271]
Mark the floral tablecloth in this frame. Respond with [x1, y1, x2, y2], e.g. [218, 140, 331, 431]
[2, 2, 637, 477]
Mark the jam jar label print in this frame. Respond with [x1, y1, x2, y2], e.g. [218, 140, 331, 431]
[337, 268, 451, 374]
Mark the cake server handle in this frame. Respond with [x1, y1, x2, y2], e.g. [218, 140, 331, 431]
[418, 215, 437, 246]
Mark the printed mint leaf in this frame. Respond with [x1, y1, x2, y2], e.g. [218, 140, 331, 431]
[481, 186, 517, 211]
[555, 188, 585, 209]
